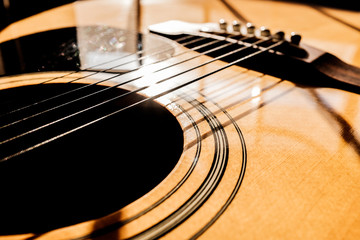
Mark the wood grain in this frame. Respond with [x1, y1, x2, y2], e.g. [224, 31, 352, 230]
[0, 0, 359, 239]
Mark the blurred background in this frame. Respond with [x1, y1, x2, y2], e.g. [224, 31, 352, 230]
[0, 0, 359, 72]
[0, 0, 359, 31]
[0, 0, 75, 30]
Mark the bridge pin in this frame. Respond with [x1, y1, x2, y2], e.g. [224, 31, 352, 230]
[290, 32, 302, 45]
[232, 20, 241, 32]
[219, 19, 228, 31]
[260, 26, 271, 37]
[246, 22, 255, 35]
[273, 31, 285, 41]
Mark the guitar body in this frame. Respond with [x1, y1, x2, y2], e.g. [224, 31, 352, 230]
[0, 0, 359, 239]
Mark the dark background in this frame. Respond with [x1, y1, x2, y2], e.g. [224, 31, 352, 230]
[281, 0, 360, 11]
[0, 0, 76, 30]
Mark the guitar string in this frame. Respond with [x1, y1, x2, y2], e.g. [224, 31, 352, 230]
[0, 38, 284, 162]
[71, 74, 280, 240]
[0, 31, 259, 122]
[39, 34, 194, 83]
[0, 35, 239, 130]
[0, 36, 261, 144]
[0, 36, 277, 149]
[38, 34, 194, 85]
[127, 96, 228, 240]
[67, 72, 262, 240]
[188, 90, 247, 240]
[0, 36, 216, 126]
[2, 31, 261, 121]
[0, 43, 249, 147]
[123, 73, 280, 239]
[66, 71, 263, 240]
[0, 34, 252, 130]
[0, 34, 197, 118]
[181, 77, 282, 136]
[0, 38, 230, 130]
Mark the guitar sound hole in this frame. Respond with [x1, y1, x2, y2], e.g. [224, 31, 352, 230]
[0, 83, 184, 235]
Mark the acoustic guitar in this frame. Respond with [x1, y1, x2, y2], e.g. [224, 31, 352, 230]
[0, 0, 359, 239]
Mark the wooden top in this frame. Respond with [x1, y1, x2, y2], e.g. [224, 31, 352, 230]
[0, 0, 359, 239]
